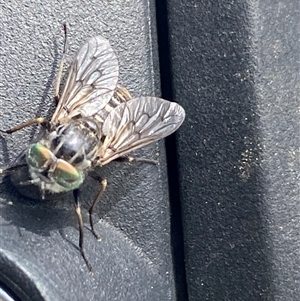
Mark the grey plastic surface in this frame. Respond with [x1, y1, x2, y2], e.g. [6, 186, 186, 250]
[1, 1, 299, 300]
[0, 1, 175, 300]
[166, 0, 299, 300]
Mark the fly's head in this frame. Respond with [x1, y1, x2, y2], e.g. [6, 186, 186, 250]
[25, 142, 85, 197]
[24, 118, 103, 198]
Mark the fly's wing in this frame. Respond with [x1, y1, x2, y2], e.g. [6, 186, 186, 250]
[51, 36, 119, 123]
[97, 97, 185, 165]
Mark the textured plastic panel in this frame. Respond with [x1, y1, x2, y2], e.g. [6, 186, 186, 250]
[0, 1, 175, 300]
[165, 0, 299, 300]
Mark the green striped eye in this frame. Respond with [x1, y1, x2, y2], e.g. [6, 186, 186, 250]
[27, 143, 53, 169]
[27, 143, 83, 190]
[52, 160, 84, 190]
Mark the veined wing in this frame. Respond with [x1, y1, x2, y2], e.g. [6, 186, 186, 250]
[97, 97, 185, 165]
[51, 36, 119, 123]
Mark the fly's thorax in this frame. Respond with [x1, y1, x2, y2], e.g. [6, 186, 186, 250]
[47, 118, 102, 170]
[26, 143, 84, 193]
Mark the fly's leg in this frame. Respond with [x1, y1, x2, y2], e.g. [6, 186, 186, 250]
[115, 156, 158, 165]
[54, 22, 68, 105]
[113, 86, 132, 103]
[0, 117, 48, 134]
[88, 178, 107, 241]
[73, 189, 93, 273]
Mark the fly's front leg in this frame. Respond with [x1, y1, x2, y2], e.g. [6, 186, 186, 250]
[73, 189, 93, 273]
[54, 22, 68, 105]
[115, 156, 159, 165]
[0, 117, 48, 134]
[88, 178, 107, 241]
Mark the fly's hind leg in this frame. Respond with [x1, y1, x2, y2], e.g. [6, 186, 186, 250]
[73, 189, 93, 272]
[88, 178, 107, 241]
[115, 156, 159, 165]
[54, 22, 68, 105]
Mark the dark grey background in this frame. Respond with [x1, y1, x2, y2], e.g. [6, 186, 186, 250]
[164, 0, 299, 300]
[1, 0, 299, 300]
